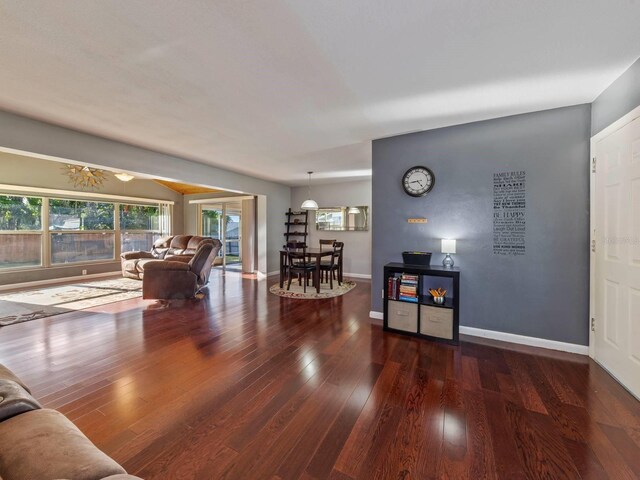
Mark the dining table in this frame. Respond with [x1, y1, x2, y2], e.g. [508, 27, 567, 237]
[279, 247, 341, 294]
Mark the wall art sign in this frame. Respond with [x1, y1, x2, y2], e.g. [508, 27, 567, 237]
[493, 170, 526, 256]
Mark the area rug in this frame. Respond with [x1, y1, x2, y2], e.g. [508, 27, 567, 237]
[0, 277, 142, 326]
[269, 280, 356, 299]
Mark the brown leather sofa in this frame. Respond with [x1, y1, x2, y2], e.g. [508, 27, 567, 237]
[142, 240, 222, 300]
[0, 365, 141, 480]
[121, 235, 215, 280]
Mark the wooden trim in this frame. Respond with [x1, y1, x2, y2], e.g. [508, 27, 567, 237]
[189, 195, 255, 204]
[369, 311, 589, 354]
[0, 183, 175, 205]
[459, 326, 588, 355]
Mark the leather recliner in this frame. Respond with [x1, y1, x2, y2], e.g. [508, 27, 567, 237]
[121, 235, 215, 280]
[142, 239, 222, 300]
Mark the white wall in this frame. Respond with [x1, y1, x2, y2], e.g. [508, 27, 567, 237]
[291, 179, 372, 277]
[0, 109, 290, 274]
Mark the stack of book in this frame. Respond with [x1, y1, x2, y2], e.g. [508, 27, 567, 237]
[387, 276, 400, 299]
[398, 273, 419, 302]
[387, 273, 419, 302]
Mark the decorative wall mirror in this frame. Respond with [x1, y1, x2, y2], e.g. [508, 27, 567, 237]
[315, 206, 368, 231]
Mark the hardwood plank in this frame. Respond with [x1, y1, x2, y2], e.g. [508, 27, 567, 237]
[503, 401, 580, 480]
[0, 272, 638, 479]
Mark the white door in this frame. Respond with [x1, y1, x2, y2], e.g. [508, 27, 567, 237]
[593, 112, 640, 399]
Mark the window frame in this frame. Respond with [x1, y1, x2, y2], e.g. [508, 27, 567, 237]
[0, 190, 172, 273]
[119, 203, 163, 255]
[0, 194, 45, 270]
[47, 197, 117, 266]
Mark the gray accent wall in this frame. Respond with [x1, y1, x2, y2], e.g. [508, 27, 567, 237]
[290, 179, 372, 276]
[592, 57, 640, 135]
[372, 104, 591, 346]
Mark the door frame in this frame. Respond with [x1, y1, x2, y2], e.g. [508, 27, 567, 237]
[589, 103, 640, 359]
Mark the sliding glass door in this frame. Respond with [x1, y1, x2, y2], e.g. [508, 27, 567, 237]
[201, 201, 242, 269]
[224, 203, 241, 268]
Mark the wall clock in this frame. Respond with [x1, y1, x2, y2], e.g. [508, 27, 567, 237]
[402, 166, 435, 197]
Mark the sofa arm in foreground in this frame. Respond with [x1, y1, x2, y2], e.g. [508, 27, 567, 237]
[0, 409, 128, 480]
[0, 365, 31, 394]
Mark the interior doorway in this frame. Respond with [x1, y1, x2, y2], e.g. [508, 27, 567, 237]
[591, 105, 640, 399]
[201, 201, 242, 271]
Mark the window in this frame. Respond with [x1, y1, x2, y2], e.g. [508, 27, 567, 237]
[0, 195, 43, 269]
[49, 199, 114, 230]
[0, 191, 172, 271]
[49, 199, 115, 264]
[120, 204, 161, 253]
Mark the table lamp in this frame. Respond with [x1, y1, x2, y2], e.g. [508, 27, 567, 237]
[441, 239, 456, 268]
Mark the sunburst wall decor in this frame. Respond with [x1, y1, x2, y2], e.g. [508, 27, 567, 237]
[63, 164, 108, 190]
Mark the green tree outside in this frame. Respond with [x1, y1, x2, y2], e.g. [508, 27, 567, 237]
[0, 195, 43, 230]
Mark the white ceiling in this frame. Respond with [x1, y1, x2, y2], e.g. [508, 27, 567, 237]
[0, 1, 638, 186]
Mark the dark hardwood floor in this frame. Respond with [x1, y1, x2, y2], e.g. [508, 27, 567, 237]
[1, 271, 639, 479]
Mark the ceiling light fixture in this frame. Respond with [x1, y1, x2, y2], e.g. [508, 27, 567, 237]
[63, 164, 107, 190]
[300, 171, 318, 210]
[114, 172, 135, 182]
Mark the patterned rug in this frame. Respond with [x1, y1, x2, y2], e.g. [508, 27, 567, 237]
[0, 277, 142, 326]
[269, 280, 356, 299]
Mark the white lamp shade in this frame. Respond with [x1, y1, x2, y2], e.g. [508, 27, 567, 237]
[301, 199, 319, 210]
[441, 239, 456, 254]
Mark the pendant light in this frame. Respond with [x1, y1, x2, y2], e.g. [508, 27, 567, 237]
[300, 171, 318, 210]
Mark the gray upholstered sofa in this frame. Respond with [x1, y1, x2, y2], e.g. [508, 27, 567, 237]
[0, 364, 141, 480]
[120, 235, 215, 280]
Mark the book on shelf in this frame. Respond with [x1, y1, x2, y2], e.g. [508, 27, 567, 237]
[398, 294, 419, 303]
[387, 277, 400, 299]
[399, 286, 417, 294]
[388, 273, 420, 301]
[400, 273, 418, 283]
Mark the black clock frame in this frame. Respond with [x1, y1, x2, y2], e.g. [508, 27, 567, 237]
[402, 166, 435, 197]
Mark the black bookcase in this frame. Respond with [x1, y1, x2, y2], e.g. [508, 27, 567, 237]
[284, 208, 309, 245]
[383, 262, 460, 345]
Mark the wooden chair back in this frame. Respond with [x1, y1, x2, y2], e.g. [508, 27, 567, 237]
[319, 239, 337, 251]
[286, 241, 310, 268]
[330, 241, 344, 267]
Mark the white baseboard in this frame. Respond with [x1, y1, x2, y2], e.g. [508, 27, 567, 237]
[0, 271, 120, 292]
[367, 310, 588, 355]
[459, 326, 589, 355]
[267, 270, 280, 277]
[344, 273, 371, 279]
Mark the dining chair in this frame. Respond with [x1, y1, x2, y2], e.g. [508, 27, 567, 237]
[320, 241, 344, 289]
[319, 239, 336, 251]
[319, 239, 336, 282]
[286, 242, 316, 292]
